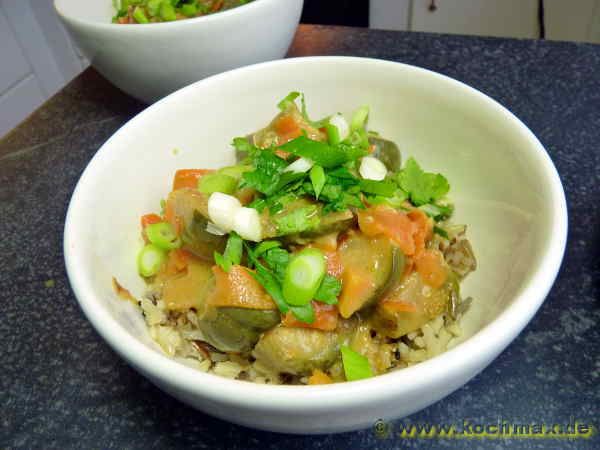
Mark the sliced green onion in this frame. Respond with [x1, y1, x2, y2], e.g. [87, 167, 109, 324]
[324, 123, 341, 146]
[160, 2, 177, 20]
[309, 165, 326, 199]
[277, 92, 301, 111]
[137, 244, 166, 277]
[145, 222, 181, 250]
[218, 165, 252, 180]
[198, 172, 238, 195]
[253, 240, 281, 258]
[180, 3, 197, 16]
[350, 105, 370, 131]
[341, 345, 373, 381]
[132, 6, 149, 23]
[146, 0, 162, 15]
[282, 248, 326, 306]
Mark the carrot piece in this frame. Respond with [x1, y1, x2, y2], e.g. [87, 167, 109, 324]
[141, 213, 162, 229]
[140, 213, 163, 242]
[338, 269, 375, 319]
[415, 248, 447, 288]
[283, 302, 338, 331]
[274, 114, 302, 144]
[172, 169, 214, 191]
[357, 205, 433, 257]
[380, 298, 418, 313]
[308, 369, 333, 385]
[207, 265, 277, 310]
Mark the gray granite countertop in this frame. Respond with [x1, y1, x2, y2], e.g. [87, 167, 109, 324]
[1, 25, 599, 450]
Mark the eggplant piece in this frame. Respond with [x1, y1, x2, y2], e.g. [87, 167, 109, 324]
[372, 271, 458, 338]
[198, 307, 280, 353]
[368, 136, 401, 172]
[159, 257, 214, 311]
[282, 209, 356, 245]
[337, 233, 404, 318]
[252, 326, 339, 375]
[165, 189, 224, 261]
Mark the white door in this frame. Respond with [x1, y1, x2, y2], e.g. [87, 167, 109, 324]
[0, 0, 86, 137]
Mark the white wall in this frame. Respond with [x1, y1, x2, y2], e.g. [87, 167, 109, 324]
[0, 0, 87, 137]
[371, 0, 600, 43]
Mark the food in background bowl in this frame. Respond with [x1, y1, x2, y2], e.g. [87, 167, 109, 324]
[113, 0, 254, 24]
[128, 93, 477, 384]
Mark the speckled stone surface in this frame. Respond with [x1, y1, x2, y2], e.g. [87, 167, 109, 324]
[1, 25, 599, 450]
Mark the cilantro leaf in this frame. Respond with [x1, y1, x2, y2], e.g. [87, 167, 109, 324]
[213, 232, 243, 272]
[314, 275, 342, 304]
[397, 157, 450, 206]
[241, 149, 287, 195]
[359, 179, 397, 197]
[262, 247, 290, 281]
[274, 205, 320, 235]
[289, 302, 316, 324]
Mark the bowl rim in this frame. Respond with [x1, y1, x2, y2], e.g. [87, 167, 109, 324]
[54, 0, 278, 30]
[64, 56, 568, 411]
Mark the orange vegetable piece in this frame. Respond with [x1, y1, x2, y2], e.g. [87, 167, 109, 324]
[208, 265, 276, 310]
[415, 249, 447, 288]
[308, 369, 333, 385]
[140, 213, 163, 242]
[380, 298, 418, 313]
[274, 114, 302, 144]
[357, 205, 432, 257]
[338, 268, 375, 319]
[172, 169, 214, 191]
[324, 251, 343, 278]
[283, 302, 338, 331]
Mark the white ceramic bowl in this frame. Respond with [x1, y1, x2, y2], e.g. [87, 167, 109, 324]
[64, 57, 567, 434]
[54, 0, 303, 103]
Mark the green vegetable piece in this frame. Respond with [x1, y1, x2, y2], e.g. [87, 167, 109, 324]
[146, 0, 162, 16]
[180, 3, 197, 16]
[350, 105, 369, 132]
[213, 232, 243, 272]
[324, 123, 341, 145]
[160, 1, 177, 20]
[218, 164, 252, 180]
[289, 303, 315, 324]
[253, 240, 281, 258]
[419, 202, 454, 221]
[145, 222, 181, 250]
[274, 205, 320, 235]
[132, 6, 149, 23]
[309, 165, 326, 199]
[397, 157, 450, 206]
[277, 92, 301, 111]
[282, 248, 326, 306]
[359, 179, 397, 197]
[341, 345, 373, 381]
[137, 244, 166, 277]
[314, 275, 341, 305]
[198, 172, 238, 195]
[279, 137, 342, 168]
[262, 247, 290, 281]
[242, 149, 287, 195]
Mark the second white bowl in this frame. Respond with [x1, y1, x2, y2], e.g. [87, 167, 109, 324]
[55, 0, 304, 103]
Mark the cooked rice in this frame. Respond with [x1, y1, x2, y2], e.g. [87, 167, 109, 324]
[139, 293, 467, 384]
